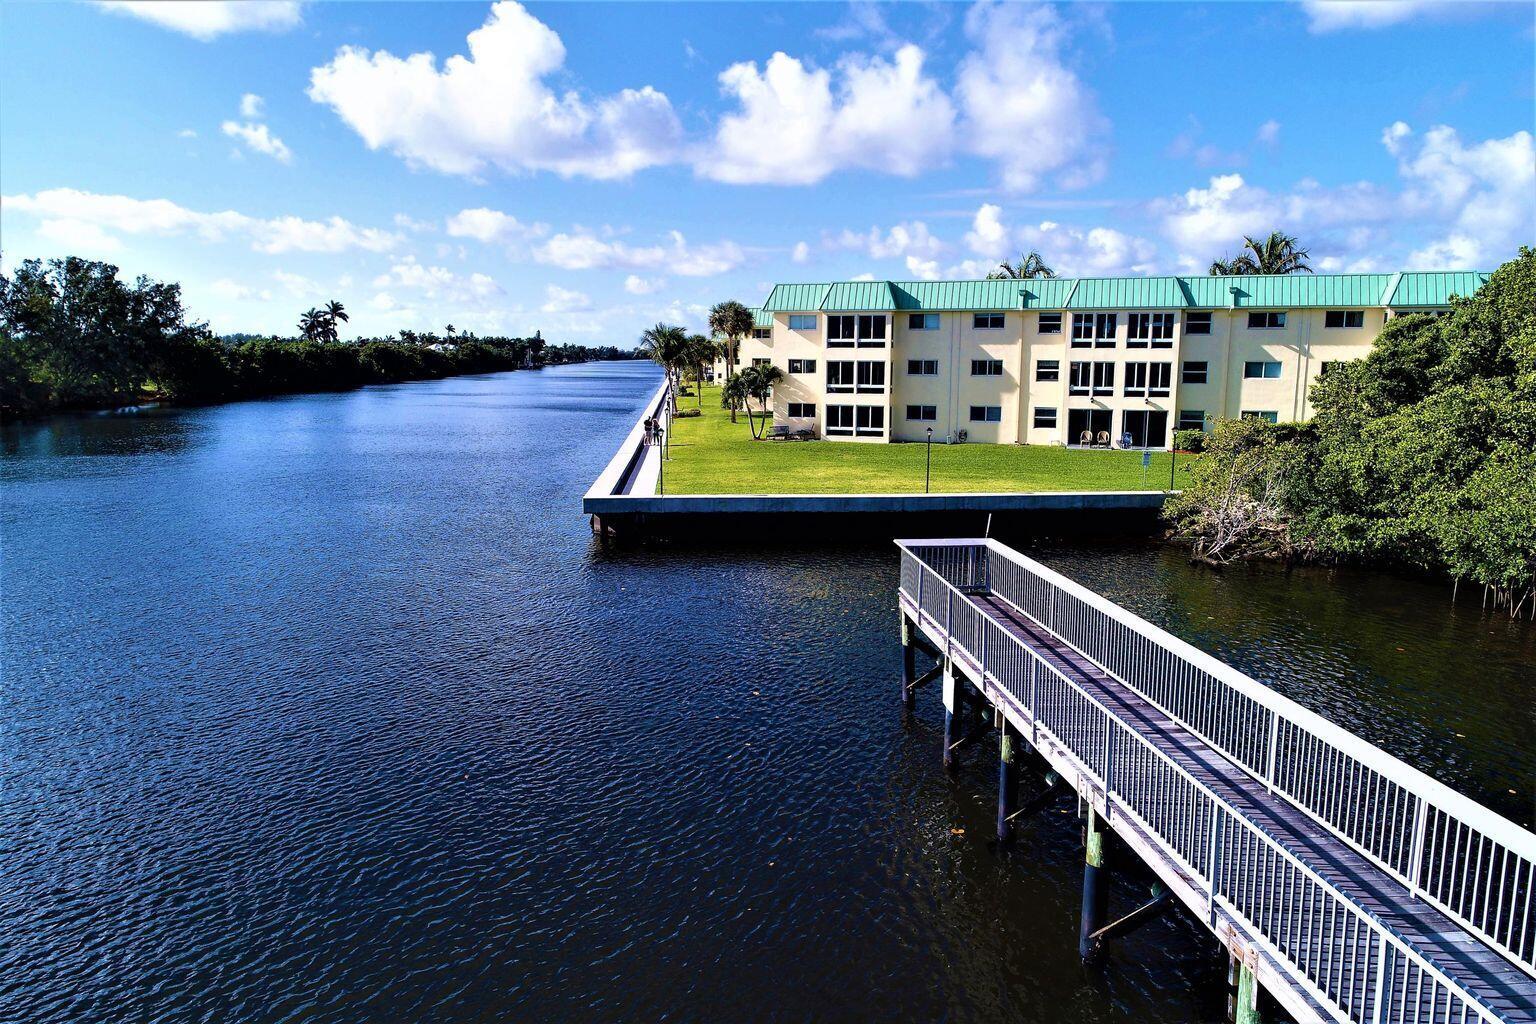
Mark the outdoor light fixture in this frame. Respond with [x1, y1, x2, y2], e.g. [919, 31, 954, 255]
[925, 426, 933, 493]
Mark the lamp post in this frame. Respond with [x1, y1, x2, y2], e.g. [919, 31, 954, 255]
[925, 426, 933, 493]
[656, 424, 665, 495]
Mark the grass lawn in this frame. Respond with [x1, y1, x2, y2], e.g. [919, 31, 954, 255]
[662, 384, 1182, 495]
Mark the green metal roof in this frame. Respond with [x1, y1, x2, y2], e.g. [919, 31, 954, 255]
[821, 281, 898, 311]
[749, 306, 772, 328]
[1387, 271, 1488, 307]
[760, 271, 1487, 312]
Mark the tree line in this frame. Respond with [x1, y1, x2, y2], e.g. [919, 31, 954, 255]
[0, 256, 639, 419]
[639, 300, 785, 439]
[1166, 248, 1535, 617]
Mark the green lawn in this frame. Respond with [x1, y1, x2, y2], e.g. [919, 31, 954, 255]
[662, 384, 1181, 495]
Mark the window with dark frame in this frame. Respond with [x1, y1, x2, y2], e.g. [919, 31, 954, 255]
[969, 405, 1002, 422]
[752, 328, 770, 339]
[1325, 310, 1365, 329]
[826, 314, 855, 345]
[787, 358, 817, 374]
[1148, 362, 1171, 397]
[1127, 312, 1175, 347]
[1033, 406, 1057, 428]
[906, 359, 938, 375]
[1069, 361, 1091, 395]
[1038, 312, 1062, 334]
[1091, 361, 1114, 396]
[826, 404, 854, 435]
[827, 361, 854, 393]
[973, 313, 1005, 330]
[1241, 410, 1279, 423]
[1182, 360, 1208, 384]
[1185, 311, 1212, 335]
[786, 402, 815, 419]
[1244, 360, 1282, 379]
[855, 405, 884, 436]
[855, 360, 886, 393]
[1035, 359, 1060, 382]
[1247, 311, 1286, 329]
[905, 404, 936, 421]
[908, 313, 939, 330]
[1124, 361, 1148, 397]
[788, 314, 816, 331]
[970, 359, 1003, 376]
[1177, 410, 1205, 431]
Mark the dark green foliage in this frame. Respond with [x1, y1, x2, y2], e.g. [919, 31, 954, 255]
[1170, 248, 1536, 613]
[1, 256, 639, 419]
[1173, 428, 1206, 453]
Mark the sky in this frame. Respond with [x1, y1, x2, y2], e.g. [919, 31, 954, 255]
[1, 0, 1533, 344]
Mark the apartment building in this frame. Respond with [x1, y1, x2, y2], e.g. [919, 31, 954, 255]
[730, 271, 1485, 447]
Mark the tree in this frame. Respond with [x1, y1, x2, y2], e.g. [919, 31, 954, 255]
[720, 370, 746, 424]
[738, 362, 785, 439]
[299, 308, 328, 342]
[987, 251, 1056, 280]
[683, 333, 715, 406]
[1209, 232, 1312, 275]
[325, 300, 349, 341]
[639, 322, 690, 411]
[708, 300, 754, 378]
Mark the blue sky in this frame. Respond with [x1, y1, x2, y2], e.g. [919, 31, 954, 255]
[2, 1, 1532, 342]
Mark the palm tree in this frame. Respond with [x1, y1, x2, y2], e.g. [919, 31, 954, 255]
[1209, 232, 1312, 275]
[639, 322, 690, 411]
[987, 251, 1056, 280]
[708, 300, 755, 378]
[720, 371, 747, 425]
[738, 363, 785, 440]
[684, 333, 714, 406]
[298, 308, 326, 342]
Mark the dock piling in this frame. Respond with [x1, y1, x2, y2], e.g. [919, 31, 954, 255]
[942, 661, 960, 772]
[1080, 805, 1109, 961]
[900, 615, 916, 711]
[997, 720, 1021, 843]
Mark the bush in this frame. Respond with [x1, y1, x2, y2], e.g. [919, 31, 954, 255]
[673, 407, 701, 418]
[1173, 428, 1206, 453]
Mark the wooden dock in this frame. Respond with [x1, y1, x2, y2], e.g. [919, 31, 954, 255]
[898, 539, 1536, 1023]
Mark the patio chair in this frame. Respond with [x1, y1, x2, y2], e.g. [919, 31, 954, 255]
[765, 424, 792, 441]
[1095, 430, 1112, 448]
[791, 428, 816, 441]
[1078, 430, 1093, 446]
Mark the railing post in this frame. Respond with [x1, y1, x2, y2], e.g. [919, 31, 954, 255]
[1029, 659, 1039, 745]
[1370, 931, 1389, 1024]
[915, 565, 925, 627]
[1102, 718, 1115, 819]
[1207, 806, 1224, 927]
[1263, 712, 1280, 794]
[1407, 797, 1428, 898]
[944, 588, 953, 662]
[979, 620, 989, 691]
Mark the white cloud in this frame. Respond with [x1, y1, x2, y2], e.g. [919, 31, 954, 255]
[1301, 1, 1439, 33]
[1256, 119, 1281, 147]
[701, 44, 955, 185]
[96, 1, 302, 40]
[272, 269, 325, 298]
[836, 221, 943, 261]
[1, 188, 400, 255]
[392, 213, 434, 233]
[964, 203, 1009, 258]
[372, 257, 502, 303]
[444, 207, 547, 243]
[178, 128, 198, 139]
[791, 241, 811, 264]
[534, 229, 744, 276]
[308, 1, 681, 180]
[1389, 123, 1536, 267]
[209, 278, 272, 302]
[542, 284, 591, 313]
[624, 275, 664, 295]
[956, 2, 1107, 191]
[1014, 220, 1157, 276]
[239, 93, 265, 119]
[221, 120, 293, 163]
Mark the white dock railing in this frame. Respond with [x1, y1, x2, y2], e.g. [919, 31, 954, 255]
[899, 538, 1536, 1024]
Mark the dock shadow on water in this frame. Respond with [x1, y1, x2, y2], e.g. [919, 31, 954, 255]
[3, 362, 1530, 1023]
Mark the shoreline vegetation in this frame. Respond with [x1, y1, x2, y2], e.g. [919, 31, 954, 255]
[0, 256, 641, 421]
[1165, 248, 1535, 617]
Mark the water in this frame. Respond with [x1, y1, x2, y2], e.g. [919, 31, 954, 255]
[3, 363, 1531, 1023]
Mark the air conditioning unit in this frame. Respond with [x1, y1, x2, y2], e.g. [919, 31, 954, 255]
[956, 429, 968, 443]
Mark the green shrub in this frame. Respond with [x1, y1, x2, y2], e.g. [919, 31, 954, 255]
[1173, 428, 1206, 453]
[673, 407, 701, 418]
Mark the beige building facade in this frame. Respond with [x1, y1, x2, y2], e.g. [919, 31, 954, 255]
[724, 272, 1484, 448]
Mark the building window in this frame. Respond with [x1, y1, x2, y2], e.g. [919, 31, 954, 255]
[906, 359, 938, 375]
[826, 314, 854, 346]
[1325, 310, 1365, 329]
[856, 360, 886, 394]
[905, 404, 936, 421]
[1127, 312, 1176, 347]
[1148, 362, 1171, 397]
[1035, 359, 1060, 382]
[1247, 311, 1286, 330]
[1092, 362, 1115, 396]
[855, 405, 884, 436]
[969, 405, 1003, 423]
[827, 361, 854, 393]
[752, 328, 770, 340]
[857, 314, 887, 347]
[1242, 410, 1279, 423]
[971, 359, 1004, 376]
[1069, 361, 1091, 396]
[1124, 361, 1148, 397]
[1072, 312, 1117, 347]
[1038, 312, 1063, 334]
[1244, 360, 1282, 379]
[786, 402, 815, 418]
[908, 313, 939, 330]
[973, 313, 1005, 330]
[788, 314, 817, 331]
[1033, 406, 1058, 429]
[1177, 409, 1205, 431]
[752, 357, 771, 367]
[787, 358, 816, 374]
[1319, 361, 1339, 376]
[1185, 311, 1213, 335]
[826, 404, 854, 436]
[1181, 360, 1208, 384]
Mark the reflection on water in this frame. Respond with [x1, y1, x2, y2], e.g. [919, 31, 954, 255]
[2, 363, 1530, 1023]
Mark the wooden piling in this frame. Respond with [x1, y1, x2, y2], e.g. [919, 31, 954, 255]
[997, 720, 1021, 843]
[900, 614, 916, 711]
[1080, 805, 1108, 960]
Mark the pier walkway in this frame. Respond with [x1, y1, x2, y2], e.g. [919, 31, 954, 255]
[897, 539, 1536, 1024]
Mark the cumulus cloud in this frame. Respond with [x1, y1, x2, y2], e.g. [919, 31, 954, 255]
[542, 284, 591, 313]
[96, 1, 302, 40]
[239, 93, 265, 118]
[624, 275, 664, 295]
[221, 120, 292, 163]
[791, 241, 811, 264]
[964, 203, 1010, 258]
[444, 207, 547, 243]
[534, 229, 744, 276]
[702, 44, 955, 185]
[372, 257, 502, 303]
[1301, 1, 1440, 32]
[834, 221, 944, 261]
[1256, 120, 1281, 147]
[1387, 122, 1536, 267]
[1, 188, 400, 255]
[209, 278, 272, 302]
[956, 2, 1108, 191]
[308, 1, 681, 180]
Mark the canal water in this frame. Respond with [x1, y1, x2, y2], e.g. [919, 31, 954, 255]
[3, 362, 1531, 1023]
